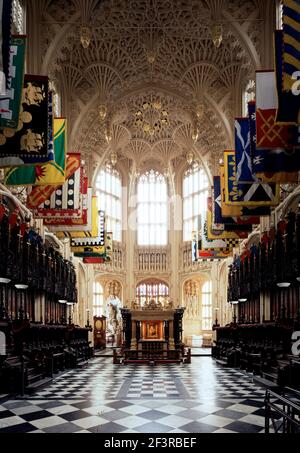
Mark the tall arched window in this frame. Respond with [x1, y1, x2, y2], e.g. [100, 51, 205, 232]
[136, 280, 169, 306]
[277, 0, 283, 29]
[12, 0, 25, 34]
[93, 282, 104, 317]
[96, 166, 122, 242]
[137, 170, 168, 246]
[242, 80, 256, 116]
[183, 164, 209, 242]
[202, 281, 212, 331]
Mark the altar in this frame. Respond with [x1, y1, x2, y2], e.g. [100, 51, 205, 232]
[119, 299, 187, 363]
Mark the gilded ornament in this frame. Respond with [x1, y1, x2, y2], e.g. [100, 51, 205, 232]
[20, 130, 44, 153]
[23, 83, 46, 106]
[0, 134, 6, 145]
[3, 128, 15, 138]
[21, 111, 32, 123]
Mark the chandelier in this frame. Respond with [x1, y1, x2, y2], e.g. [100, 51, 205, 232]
[211, 24, 223, 48]
[186, 151, 194, 166]
[196, 102, 205, 120]
[99, 104, 108, 122]
[134, 99, 169, 136]
[80, 25, 92, 49]
[110, 151, 118, 167]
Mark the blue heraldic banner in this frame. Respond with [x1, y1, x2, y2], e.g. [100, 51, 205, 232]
[224, 151, 280, 207]
[275, 30, 300, 125]
[235, 118, 256, 183]
[213, 176, 261, 229]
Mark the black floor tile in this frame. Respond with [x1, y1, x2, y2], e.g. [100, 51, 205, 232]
[225, 421, 263, 433]
[89, 422, 127, 433]
[0, 423, 37, 433]
[22, 410, 53, 422]
[180, 422, 218, 433]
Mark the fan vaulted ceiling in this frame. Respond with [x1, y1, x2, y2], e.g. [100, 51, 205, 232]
[31, 0, 269, 181]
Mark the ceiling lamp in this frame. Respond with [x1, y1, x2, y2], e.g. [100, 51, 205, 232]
[58, 300, 67, 304]
[80, 25, 92, 49]
[192, 128, 199, 143]
[15, 284, 28, 290]
[212, 24, 223, 48]
[105, 128, 112, 144]
[110, 151, 118, 167]
[99, 104, 107, 122]
[146, 50, 156, 65]
[297, 277, 300, 283]
[277, 282, 291, 288]
[0, 278, 11, 284]
[163, 168, 169, 179]
[196, 102, 205, 120]
[186, 151, 194, 166]
[239, 298, 247, 303]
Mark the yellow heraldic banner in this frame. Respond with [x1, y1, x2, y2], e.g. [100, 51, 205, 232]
[54, 195, 98, 238]
[5, 118, 67, 186]
[206, 198, 249, 241]
[220, 164, 244, 217]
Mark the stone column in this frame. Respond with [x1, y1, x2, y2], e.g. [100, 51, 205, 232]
[131, 320, 137, 349]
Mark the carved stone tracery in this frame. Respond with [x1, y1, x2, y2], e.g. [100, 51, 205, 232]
[34, 0, 263, 179]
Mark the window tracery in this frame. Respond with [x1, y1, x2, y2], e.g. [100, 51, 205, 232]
[183, 164, 209, 242]
[202, 281, 213, 331]
[137, 170, 168, 246]
[136, 280, 169, 307]
[96, 166, 122, 243]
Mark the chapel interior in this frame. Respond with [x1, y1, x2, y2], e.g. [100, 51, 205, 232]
[0, 0, 300, 435]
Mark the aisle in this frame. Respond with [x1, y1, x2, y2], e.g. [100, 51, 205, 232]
[0, 357, 267, 433]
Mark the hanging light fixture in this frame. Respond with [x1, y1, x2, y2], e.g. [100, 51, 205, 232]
[15, 284, 28, 290]
[196, 102, 205, 120]
[80, 25, 92, 49]
[163, 168, 169, 179]
[277, 282, 291, 288]
[105, 128, 112, 144]
[212, 24, 223, 48]
[0, 278, 11, 284]
[99, 104, 108, 122]
[110, 151, 118, 167]
[192, 128, 199, 143]
[186, 151, 194, 166]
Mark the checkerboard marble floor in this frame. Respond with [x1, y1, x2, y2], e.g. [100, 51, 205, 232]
[0, 357, 270, 433]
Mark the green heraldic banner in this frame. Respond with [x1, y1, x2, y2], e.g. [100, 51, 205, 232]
[0, 35, 27, 129]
